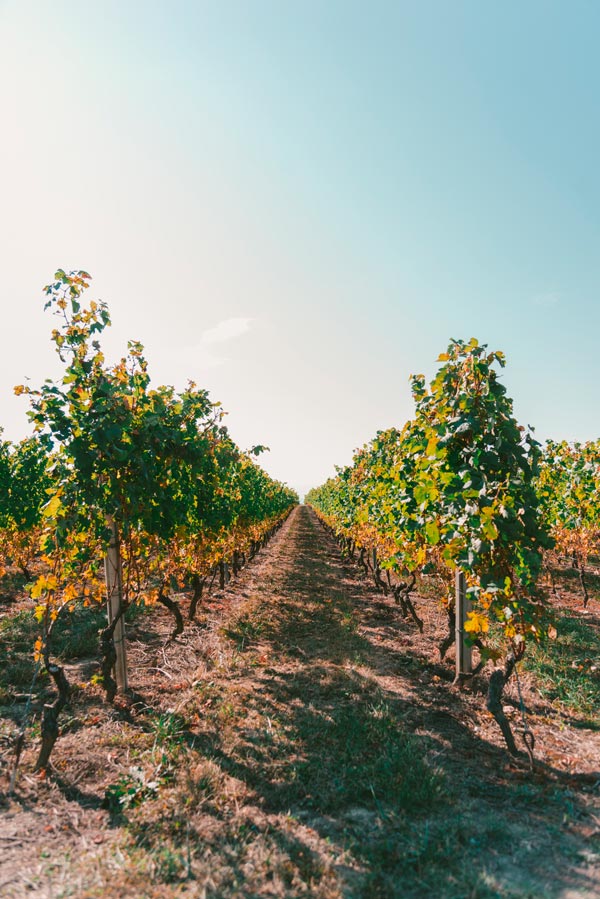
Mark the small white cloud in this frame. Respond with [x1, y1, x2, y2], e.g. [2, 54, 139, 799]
[201, 317, 253, 345]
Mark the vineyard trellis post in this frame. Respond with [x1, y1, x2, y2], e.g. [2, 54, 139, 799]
[105, 516, 128, 691]
[455, 570, 472, 678]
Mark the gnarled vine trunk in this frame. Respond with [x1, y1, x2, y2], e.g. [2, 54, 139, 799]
[158, 585, 184, 640]
[393, 573, 423, 631]
[100, 601, 128, 702]
[189, 574, 205, 620]
[486, 646, 525, 756]
[36, 661, 70, 771]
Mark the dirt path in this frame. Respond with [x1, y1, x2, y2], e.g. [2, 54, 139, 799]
[2, 506, 599, 898]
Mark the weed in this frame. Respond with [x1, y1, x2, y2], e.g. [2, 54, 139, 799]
[103, 766, 161, 812]
[149, 711, 187, 750]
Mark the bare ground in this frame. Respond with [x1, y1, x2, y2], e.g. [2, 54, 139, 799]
[1, 505, 599, 898]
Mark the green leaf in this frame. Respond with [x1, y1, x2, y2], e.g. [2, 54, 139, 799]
[425, 521, 440, 545]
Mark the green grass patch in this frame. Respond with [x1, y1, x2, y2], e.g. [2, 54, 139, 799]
[525, 614, 600, 719]
[289, 700, 445, 813]
[0, 603, 108, 660]
[0, 602, 146, 700]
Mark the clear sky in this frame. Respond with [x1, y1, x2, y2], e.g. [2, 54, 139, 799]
[1, 0, 599, 497]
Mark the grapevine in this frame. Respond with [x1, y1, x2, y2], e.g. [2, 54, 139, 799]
[307, 338, 553, 754]
[10, 270, 297, 770]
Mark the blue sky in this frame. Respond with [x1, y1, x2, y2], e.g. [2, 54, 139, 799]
[1, 1, 598, 496]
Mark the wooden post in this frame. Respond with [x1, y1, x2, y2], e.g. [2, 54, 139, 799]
[104, 516, 128, 692]
[455, 570, 472, 678]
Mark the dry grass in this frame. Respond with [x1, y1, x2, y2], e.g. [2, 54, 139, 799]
[0, 508, 599, 898]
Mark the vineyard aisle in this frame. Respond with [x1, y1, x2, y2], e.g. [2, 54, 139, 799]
[3, 505, 600, 899]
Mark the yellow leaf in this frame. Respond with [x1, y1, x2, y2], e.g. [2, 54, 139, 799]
[482, 519, 498, 541]
[426, 436, 438, 458]
[464, 611, 489, 634]
[34, 637, 44, 662]
[43, 494, 62, 519]
[63, 584, 78, 603]
[45, 575, 58, 592]
[30, 576, 47, 599]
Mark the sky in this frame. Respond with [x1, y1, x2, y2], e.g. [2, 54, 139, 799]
[1, 0, 599, 498]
